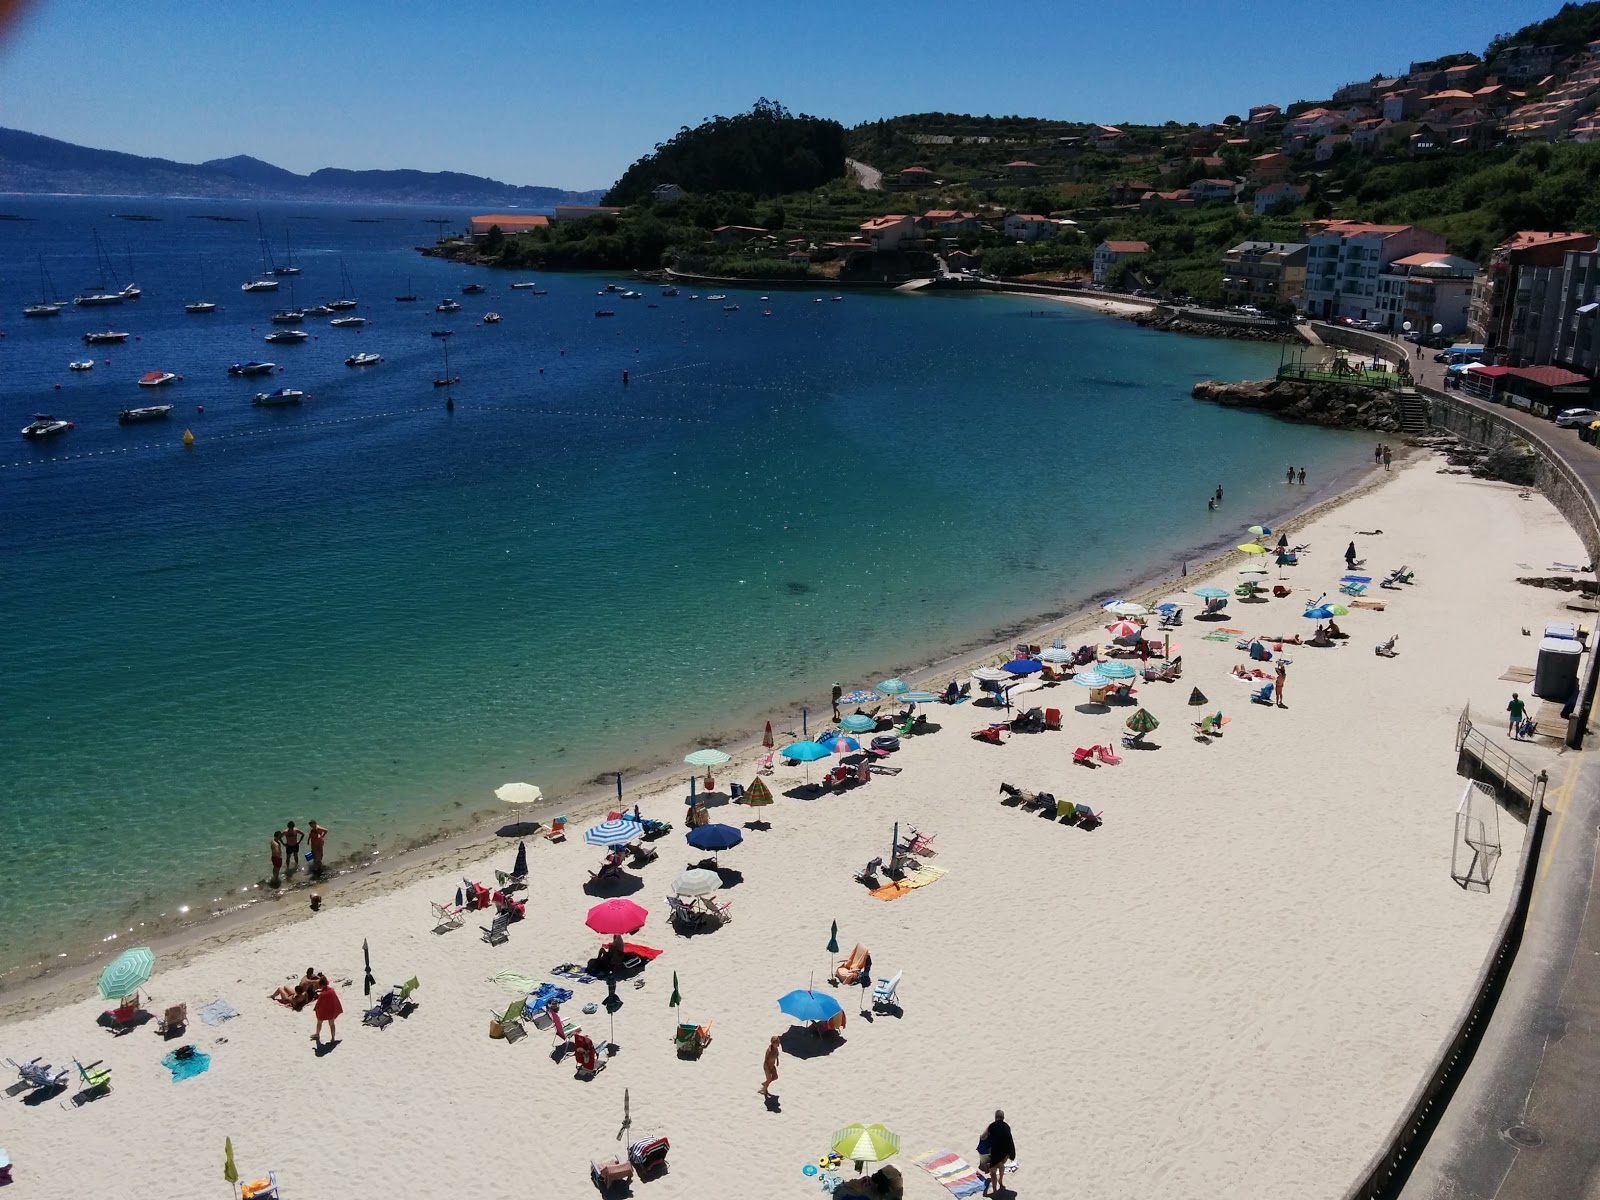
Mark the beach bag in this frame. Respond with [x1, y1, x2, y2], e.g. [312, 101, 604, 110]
[976, 1136, 991, 1170]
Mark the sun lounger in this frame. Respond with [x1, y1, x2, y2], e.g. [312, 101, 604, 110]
[72, 1058, 112, 1100]
[972, 724, 1005, 745]
[1072, 746, 1098, 767]
[588, 857, 626, 886]
[673, 1020, 713, 1058]
[834, 944, 870, 985]
[871, 971, 902, 1011]
[480, 913, 512, 946]
[1340, 582, 1367, 597]
[157, 1003, 187, 1037]
[697, 894, 732, 925]
[240, 1173, 280, 1200]
[1251, 683, 1274, 705]
[1096, 743, 1122, 764]
[9, 1056, 66, 1091]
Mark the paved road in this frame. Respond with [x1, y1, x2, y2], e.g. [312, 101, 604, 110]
[1364, 328, 1600, 1200]
[845, 158, 882, 190]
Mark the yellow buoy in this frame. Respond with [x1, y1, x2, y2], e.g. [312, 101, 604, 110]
[183, 429, 194, 447]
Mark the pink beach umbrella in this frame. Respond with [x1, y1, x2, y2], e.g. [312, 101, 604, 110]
[585, 898, 649, 935]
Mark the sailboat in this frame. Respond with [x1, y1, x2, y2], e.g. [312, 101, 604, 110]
[327, 259, 358, 310]
[24, 256, 61, 317]
[185, 257, 217, 314]
[74, 231, 125, 306]
[271, 279, 305, 324]
[433, 335, 459, 388]
[120, 245, 141, 299]
[395, 278, 417, 302]
[272, 228, 300, 276]
[242, 215, 282, 291]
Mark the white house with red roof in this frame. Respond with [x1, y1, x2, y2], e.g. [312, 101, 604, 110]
[1003, 214, 1060, 242]
[1093, 239, 1150, 284]
[859, 214, 919, 251]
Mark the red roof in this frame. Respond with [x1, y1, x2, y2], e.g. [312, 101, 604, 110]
[1004, 160, 1040, 167]
[860, 215, 912, 232]
[899, 166, 933, 174]
[1501, 231, 1595, 251]
[1103, 240, 1149, 253]
[1505, 365, 1592, 387]
[1011, 214, 1053, 222]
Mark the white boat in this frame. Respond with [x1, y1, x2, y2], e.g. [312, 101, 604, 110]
[328, 259, 358, 309]
[119, 404, 172, 424]
[69, 360, 94, 371]
[346, 352, 381, 367]
[510, 281, 537, 290]
[462, 282, 486, 295]
[263, 329, 308, 344]
[723, 304, 739, 312]
[436, 298, 461, 313]
[83, 330, 128, 344]
[621, 291, 641, 299]
[831, 296, 843, 302]
[272, 227, 300, 276]
[75, 231, 125, 305]
[242, 278, 280, 292]
[228, 360, 276, 376]
[253, 387, 305, 406]
[303, 304, 333, 316]
[329, 315, 367, 328]
[185, 257, 216, 313]
[270, 307, 305, 324]
[21, 415, 73, 438]
[24, 301, 61, 317]
[482, 312, 501, 324]
[138, 370, 177, 388]
[25, 256, 61, 316]
[707, 294, 727, 301]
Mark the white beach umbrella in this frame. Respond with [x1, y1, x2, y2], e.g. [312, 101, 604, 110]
[1039, 647, 1075, 663]
[496, 782, 544, 833]
[1106, 601, 1151, 617]
[971, 667, 1012, 683]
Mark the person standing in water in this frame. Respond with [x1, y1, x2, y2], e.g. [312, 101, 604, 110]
[1298, 467, 1306, 484]
[307, 820, 328, 876]
[278, 822, 303, 873]
[1215, 484, 1224, 503]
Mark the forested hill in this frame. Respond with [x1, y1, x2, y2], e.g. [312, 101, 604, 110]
[1488, 1, 1600, 58]
[603, 100, 846, 204]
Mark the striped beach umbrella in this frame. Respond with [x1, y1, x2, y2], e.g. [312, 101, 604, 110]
[672, 868, 721, 897]
[584, 816, 644, 846]
[1096, 661, 1136, 680]
[899, 691, 940, 704]
[876, 679, 910, 697]
[1105, 620, 1142, 639]
[1188, 687, 1209, 706]
[737, 777, 773, 806]
[1072, 670, 1110, 688]
[838, 714, 877, 733]
[1193, 586, 1229, 599]
[1125, 708, 1160, 733]
[684, 748, 731, 768]
[97, 946, 155, 1000]
[1040, 647, 1075, 663]
[831, 1123, 901, 1164]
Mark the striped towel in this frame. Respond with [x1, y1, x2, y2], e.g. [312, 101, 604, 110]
[902, 864, 948, 889]
[914, 1150, 985, 1197]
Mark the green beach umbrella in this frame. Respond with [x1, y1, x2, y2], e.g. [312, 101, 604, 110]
[1125, 708, 1160, 734]
[684, 748, 731, 768]
[96, 946, 154, 1000]
[827, 920, 839, 955]
[223, 1137, 238, 1186]
[669, 971, 680, 1009]
[831, 1122, 901, 1164]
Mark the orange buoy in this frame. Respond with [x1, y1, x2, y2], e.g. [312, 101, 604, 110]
[183, 429, 194, 447]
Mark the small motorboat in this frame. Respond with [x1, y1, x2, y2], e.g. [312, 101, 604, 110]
[228, 360, 276, 376]
[24, 302, 61, 317]
[69, 360, 94, 371]
[119, 404, 172, 424]
[461, 283, 486, 295]
[83, 330, 128, 344]
[621, 290, 641, 299]
[482, 312, 501, 324]
[510, 281, 537, 290]
[432, 375, 460, 388]
[758, 296, 769, 302]
[138, 370, 178, 387]
[431, 329, 454, 338]
[831, 296, 843, 302]
[436, 299, 461, 313]
[723, 304, 739, 312]
[329, 316, 367, 327]
[185, 301, 217, 314]
[74, 290, 124, 306]
[327, 298, 358, 311]
[253, 387, 305, 406]
[263, 329, 308, 344]
[346, 352, 381, 367]
[707, 294, 727, 301]
[531, 288, 547, 295]
[594, 309, 615, 317]
[21, 414, 73, 438]
[303, 304, 333, 316]
[241, 279, 280, 292]
[604, 283, 624, 293]
[270, 307, 305, 324]
[660, 286, 678, 297]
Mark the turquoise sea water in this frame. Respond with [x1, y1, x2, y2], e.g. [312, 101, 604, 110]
[0, 197, 1374, 976]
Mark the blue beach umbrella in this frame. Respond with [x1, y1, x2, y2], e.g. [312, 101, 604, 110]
[838, 714, 877, 733]
[1193, 587, 1229, 599]
[778, 989, 844, 1023]
[876, 679, 910, 697]
[1001, 659, 1042, 675]
[97, 947, 155, 1001]
[585, 816, 644, 847]
[1096, 661, 1136, 680]
[686, 823, 744, 852]
[782, 741, 831, 762]
[1072, 670, 1110, 688]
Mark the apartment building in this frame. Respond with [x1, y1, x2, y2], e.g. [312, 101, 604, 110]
[1301, 222, 1447, 323]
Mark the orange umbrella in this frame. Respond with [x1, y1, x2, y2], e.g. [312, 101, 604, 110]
[762, 721, 774, 748]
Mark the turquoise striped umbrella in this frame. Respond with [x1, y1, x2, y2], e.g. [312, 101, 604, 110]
[97, 946, 155, 1000]
[876, 679, 910, 697]
[1096, 661, 1136, 680]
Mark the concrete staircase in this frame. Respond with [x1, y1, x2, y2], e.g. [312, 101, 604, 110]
[1396, 388, 1429, 433]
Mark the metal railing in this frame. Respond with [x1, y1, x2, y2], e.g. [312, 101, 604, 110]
[1454, 702, 1548, 809]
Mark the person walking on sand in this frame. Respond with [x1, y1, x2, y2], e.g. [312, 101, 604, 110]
[831, 683, 842, 722]
[1375, 442, 1383, 466]
[1508, 692, 1526, 737]
[759, 1035, 781, 1097]
[1345, 541, 1358, 569]
[858, 951, 873, 1015]
[312, 981, 342, 1047]
[307, 820, 327, 876]
[1274, 661, 1287, 708]
[981, 1109, 1016, 1196]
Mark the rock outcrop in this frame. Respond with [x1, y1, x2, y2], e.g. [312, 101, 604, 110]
[1130, 309, 1299, 344]
[1192, 378, 1402, 432]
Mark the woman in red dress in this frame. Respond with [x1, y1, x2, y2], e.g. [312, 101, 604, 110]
[313, 982, 342, 1046]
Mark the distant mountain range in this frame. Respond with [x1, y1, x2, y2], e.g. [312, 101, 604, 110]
[0, 128, 605, 207]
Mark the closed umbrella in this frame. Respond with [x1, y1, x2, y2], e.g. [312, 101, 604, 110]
[97, 947, 155, 1001]
[876, 679, 910, 697]
[778, 989, 843, 1023]
[762, 721, 774, 748]
[669, 971, 681, 1009]
[839, 714, 877, 733]
[1277, 533, 1289, 549]
[827, 919, 839, 955]
[1072, 670, 1110, 688]
[585, 898, 649, 935]
[1096, 661, 1136, 680]
[1001, 659, 1042, 675]
[223, 1138, 237, 1187]
[672, 868, 721, 897]
[1125, 708, 1160, 734]
[1105, 620, 1142, 639]
[684, 749, 731, 768]
[511, 841, 528, 880]
[584, 816, 644, 847]
[362, 938, 375, 997]
[832, 1123, 901, 1165]
[495, 781, 544, 834]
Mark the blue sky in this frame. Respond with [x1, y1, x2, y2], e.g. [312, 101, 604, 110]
[0, 0, 1559, 190]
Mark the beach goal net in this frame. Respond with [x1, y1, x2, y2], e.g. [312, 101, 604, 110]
[1451, 780, 1502, 893]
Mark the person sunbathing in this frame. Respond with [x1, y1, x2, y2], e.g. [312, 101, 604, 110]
[1309, 625, 1333, 647]
[1262, 633, 1302, 645]
[1327, 620, 1348, 640]
[270, 967, 326, 1010]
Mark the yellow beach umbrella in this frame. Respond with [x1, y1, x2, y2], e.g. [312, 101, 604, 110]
[1236, 543, 1266, 555]
[832, 1122, 901, 1164]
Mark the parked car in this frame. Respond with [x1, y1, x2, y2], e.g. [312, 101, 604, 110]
[1554, 407, 1600, 428]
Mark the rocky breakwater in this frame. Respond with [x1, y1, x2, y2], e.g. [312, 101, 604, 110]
[1192, 378, 1402, 432]
[1130, 308, 1300, 344]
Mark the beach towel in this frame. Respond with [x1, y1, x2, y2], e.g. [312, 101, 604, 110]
[621, 943, 663, 961]
[160, 1047, 211, 1083]
[197, 999, 238, 1026]
[1203, 631, 1233, 642]
[913, 1150, 986, 1198]
[871, 865, 948, 900]
[489, 971, 545, 994]
[1219, 627, 1245, 634]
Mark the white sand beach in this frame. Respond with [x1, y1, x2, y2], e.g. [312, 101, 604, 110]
[1, 455, 1586, 1199]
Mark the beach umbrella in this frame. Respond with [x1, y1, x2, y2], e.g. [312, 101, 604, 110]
[584, 816, 644, 847]
[820, 734, 861, 756]
[1040, 647, 1075, 663]
[496, 781, 544, 833]
[737, 776, 773, 807]
[1072, 670, 1110, 688]
[1188, 687, 1209, 706]
[827, 919, 839, 955]
[669, 972, 680, 1009]
[1105, 620, 1142, 639]
[1097, 661, 1136, 680]
[1237, 543, 1267, 555]
[96, 946, 154, 1000]
[1277, 533, 1289, 548]
[899, 691, 940, 704]
[876, 678, 910, 698]
[836, 689, 880, 707]
[1106, 601, 1151, 617]
[782, 741, 831, 762]
[832, 1123, 901, 1165]
[362, 938, 375, 997]
[1340, 575, 1372, 584]
[778, 989, 843, 1023]
[673, 868, 721, 897]
[1304, 603, 1349, 619]
[763, 721, 774, 748]
[224, 1137, 238, 1186]
[971, 666, 1012, 683]
[684, 748, 731, 768]
[686, 823, 743, 853]
[512, 841, 528, 880]
[1126, 708, 1160, 734]
[1100, 598, 1126, 611]
[1246, 525, 1272, 536]
[585, 898, 649, 935]
[1001, 658, 1042, 675]
[839, 713, 877, 733]
[1193, 586, 1229, 599]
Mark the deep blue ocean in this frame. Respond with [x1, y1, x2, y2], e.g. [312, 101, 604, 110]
[0, 195, 1373, 976]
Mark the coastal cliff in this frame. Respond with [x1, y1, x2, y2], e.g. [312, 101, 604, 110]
[1192, 378, 1403, 432]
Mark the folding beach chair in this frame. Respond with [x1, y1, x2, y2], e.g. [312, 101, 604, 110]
[1074, 804, 1103, 830]
[591, 1156, 634, 1193]
[480, 913, 512, 946]
[157, 1003, 187, 1037]
[972, 724, 1005, 745]
[430, 899, 465, 932]
[871, 971, 903, 1012]
[757, 750, 775, 774]
[667, 894, 708, 932]
[240, 1173, 280, 1200]
[544, 816, 567, 842]
[572, 1031, 607, 1078]
[673, 1020, 713, 1058]
[549, 1007, 582, 1053]
[72, 1058, 112, 1101]
[698, 894, 732, 925]
[1044, 707, 1062, 730]
[491, 999, 526, 1043]
[1251, 683, 1274, 705]
[101, 992, 142, 1032]
[898, 828, 936, 856]
[629, 1136, 671, 1179]
[9, 1056, 65, 1091]
[1340, 582, 1367, 597]
[854, 856, 884, 886]
[1072, 746, 1099, 767]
